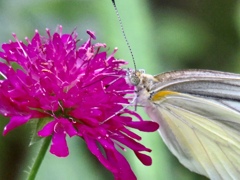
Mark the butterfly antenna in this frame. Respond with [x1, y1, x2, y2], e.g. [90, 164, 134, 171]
[111, 0, 137, 71]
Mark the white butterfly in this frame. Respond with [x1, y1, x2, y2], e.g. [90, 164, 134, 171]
[128, 69, 240, 180]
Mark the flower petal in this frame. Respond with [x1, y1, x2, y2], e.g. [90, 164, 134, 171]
[126, 121, 159, 132]
[134, 151, 152, 166]
[3, 115, 31, 135]
[106, 148, 137, 180]
[84, 135, 117, 173]
[50, 129, 69, 157]
[38, 120, 56, 137]
[111, 132, 151, 152]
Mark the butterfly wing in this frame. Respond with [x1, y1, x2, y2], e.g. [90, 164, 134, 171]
[145, 70, 240, 179]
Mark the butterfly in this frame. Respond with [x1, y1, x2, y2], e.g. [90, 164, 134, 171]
[128, 68, 240, 180]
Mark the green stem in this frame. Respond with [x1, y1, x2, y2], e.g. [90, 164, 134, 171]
[27, 136, 51, 180]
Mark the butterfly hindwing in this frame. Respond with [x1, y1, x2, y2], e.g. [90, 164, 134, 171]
[149, 92, 240, 179]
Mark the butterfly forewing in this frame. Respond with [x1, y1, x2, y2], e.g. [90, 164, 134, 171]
[152, 70, 240, 112]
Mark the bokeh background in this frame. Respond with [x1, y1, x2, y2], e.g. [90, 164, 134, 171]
[0, 0, 240, 179]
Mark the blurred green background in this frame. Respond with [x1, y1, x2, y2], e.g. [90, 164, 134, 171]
[0, 0, 240, 179]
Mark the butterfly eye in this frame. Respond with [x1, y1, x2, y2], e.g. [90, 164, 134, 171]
[128, 69, 145, 86]
[130, 74, 140, 86]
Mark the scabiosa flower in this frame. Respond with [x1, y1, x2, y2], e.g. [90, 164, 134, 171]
[0, 26, 159, 180]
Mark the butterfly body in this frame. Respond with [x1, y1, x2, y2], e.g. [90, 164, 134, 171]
[129, 69, 240, 180]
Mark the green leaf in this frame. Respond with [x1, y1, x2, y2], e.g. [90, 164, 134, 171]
[29, 117, 53, 146]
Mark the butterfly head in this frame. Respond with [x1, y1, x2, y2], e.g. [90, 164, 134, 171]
[127, 69, 158, 92]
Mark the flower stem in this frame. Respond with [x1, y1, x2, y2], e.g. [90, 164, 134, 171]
[27, 136, 51, 180]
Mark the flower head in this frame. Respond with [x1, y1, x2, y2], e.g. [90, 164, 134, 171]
[0, 26, 159, 179]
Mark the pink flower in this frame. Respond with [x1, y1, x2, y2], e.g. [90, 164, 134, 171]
[0, 26, 159, 180]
